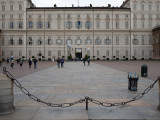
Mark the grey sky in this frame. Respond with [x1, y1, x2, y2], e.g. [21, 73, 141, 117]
[31, 0, 125, 7]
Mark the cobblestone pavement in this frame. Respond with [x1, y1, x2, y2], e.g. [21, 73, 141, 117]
[94, 60, 160, 81]
[0, 61, 160, 120]
[0, 61, 56, 79]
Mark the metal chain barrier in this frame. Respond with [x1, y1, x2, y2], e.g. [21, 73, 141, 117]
[3, 67, 160, 110]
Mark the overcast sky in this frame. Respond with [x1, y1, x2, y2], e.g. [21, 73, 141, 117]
[31, 0, 125, 7]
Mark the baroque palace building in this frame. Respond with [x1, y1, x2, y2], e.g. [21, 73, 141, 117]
[0, 0, 160, 60]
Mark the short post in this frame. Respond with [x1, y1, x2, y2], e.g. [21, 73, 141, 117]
[85, 97, 89, 110]
[158, 78, 160, 110]
[0, 73, 15, 115]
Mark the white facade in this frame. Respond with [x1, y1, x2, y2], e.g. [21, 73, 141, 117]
[0, 0, 159, 60]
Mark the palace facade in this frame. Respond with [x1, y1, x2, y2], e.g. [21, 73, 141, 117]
[0, 0, 160, 60]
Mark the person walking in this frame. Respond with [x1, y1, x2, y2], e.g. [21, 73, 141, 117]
[83, 57, 86, 66]
[57, 57, 61, 68]
[10, 60, 14, 69]
[28, 58, 32, 69]
[19, 58, 23, 68]
[87, 57, 90, 66]
[60, 57, 64, 68]
[33, 57, 37, 69]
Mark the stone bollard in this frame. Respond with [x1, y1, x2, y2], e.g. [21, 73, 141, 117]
[0, 73, 15, 115]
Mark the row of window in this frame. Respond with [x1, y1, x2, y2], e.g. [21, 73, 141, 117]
[1, 37, 153, 46]
[0, 20, 129, 29]
[133, 14, 160, 19]
[1, 21, 23, 29]
[1, 4, 23, 11]
[2, 49, 153, 58]
[27, 20, 129, 29]
[133, 3, 160, 11]
[28, 14, 129, 19]
[133, 20, 160, 28]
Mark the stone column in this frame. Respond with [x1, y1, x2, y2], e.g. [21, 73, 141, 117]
[0, 73, 15, 115]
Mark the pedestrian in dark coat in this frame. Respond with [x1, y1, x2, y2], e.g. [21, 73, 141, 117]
[33, 58, 37, 69]
[87, 58, 90, 66]
[28, 58, 32, 69]
[57, 57, 61, 68]
[19, 58, 23, 68]
[83, 58, 86, 66]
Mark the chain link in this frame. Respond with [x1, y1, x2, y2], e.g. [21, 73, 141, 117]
[3, 67, 159, 108]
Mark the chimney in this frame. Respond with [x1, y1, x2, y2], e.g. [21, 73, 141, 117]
[72, 4, 74, 7]
[54, 4, 57, 8]
[90, 4, 92, 7]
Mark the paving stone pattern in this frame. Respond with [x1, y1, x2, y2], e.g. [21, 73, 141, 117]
[0, 62, 160, 120]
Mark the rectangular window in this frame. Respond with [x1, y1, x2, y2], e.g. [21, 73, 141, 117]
[125, 50, 128, 57]
[10, 5, 13, 11]
[125, 36, 129, 45]
[46, 21, 51, 28]
[47, 37, 52, 45]
[19, 4, 22, 11]
[58, 50, 61, 57]
[18, 21, 23, 29]
[133, 4, 137, 10]
[106, 21, 110, 29]
[141, 4, 144, 10]
[134, 14, 137, 18]
[142, 50, 144, 57]
[134, 21, 137, 28]
[29, 50, 32, 57]
[116, 36, 119, 45]
[19, 51, 22, 56]
[106, 50, 109, 56]
[141, 21, 145, 28]
[10, 51, 13, 56]
[58, 21, 61, 29]
[116, 21, 119, 29]
[149, 4, 152, 11]
[48, 50, 51, 56]
[28, 37, 32, 45]
[28, 21, 33, 28]
[2, 37, 5, 45]
[10, 21, 14, 29]
[2, 50, 5, 56]
[133, 36, 138, 45]
[97, 50, 100, 56]
[125, 21, 129, 29]
[2, 22, 5, 29]
[149, 35, 153, 45]
[19, 37, 23, 45]
[157, 5, 159, 11]
[37, 21, 43, 29]
[87, 50, 90, 56]
[96, 21, 100, 29]
[149, 50, 152, 57]
[149, 21, 152, 28]
[2, 5, 5, 11]
[116, 50, 119, 57]
[141, 35, 144, 45]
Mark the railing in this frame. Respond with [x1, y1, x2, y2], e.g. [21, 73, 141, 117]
[3, 67, 160, 110]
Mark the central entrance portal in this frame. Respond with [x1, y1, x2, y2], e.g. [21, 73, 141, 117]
[75, 48, 82, 60]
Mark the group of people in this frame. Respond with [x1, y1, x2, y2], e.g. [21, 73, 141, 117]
[83, 57, 90, 66]
[6, 56, 38, 69]
[57, 57, 64, 68]
[28, 57, 38, 69]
